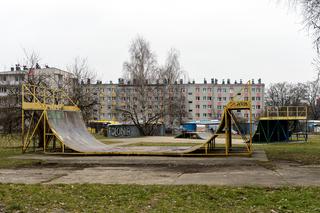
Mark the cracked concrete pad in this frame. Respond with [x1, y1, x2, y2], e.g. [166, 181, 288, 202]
[175, 167, 286, 186]
[48, 167, 182, 185]
[276, 163, 320, 186]
[0, 168, 72, 184]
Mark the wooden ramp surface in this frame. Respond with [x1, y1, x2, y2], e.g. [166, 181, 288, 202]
[47, 110, 213, 155]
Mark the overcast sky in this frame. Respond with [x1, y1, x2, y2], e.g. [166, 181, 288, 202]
[0, 0, 317, 86]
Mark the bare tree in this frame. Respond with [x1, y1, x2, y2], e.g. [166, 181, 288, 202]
[305, 59, 320, 119]
[119, 36, 187, 135]
[289, 0, 320, 52]
[160, 48, 187, 130]
[66, 57, 99, 122]
[267, 82, 307, 106]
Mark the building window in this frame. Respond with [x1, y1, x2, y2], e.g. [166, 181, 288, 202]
[244, 97, 248, 101]
[203, 105, 207, 109]
[217, 88, 221, 92]
[203, 113, 207, 117]
[188, 92, 192, 95]
[252, 97, 255, 101]
[196, 96, 200, 100]
[208, 113, 212, 117]
[256, 88, 261, 92]
[223, 88, 227, 93]
[217, 97, 222, 101]
[196, 88, 200, 92]
[208, 105, 212, 109]
[203, 96, 206, 100]
[0, 87, 7, 93]
[207, 96, 212, 100]
[208, 88, 212, 92]
[196, 105, 200, 109]
[189, 101, 193, 104]
[256, 97, 261, 101]
[196, 113, 200, 117]
[203, 88, 206, 92]
[217, 105, 222, 110]
[256, 105, 261, 109]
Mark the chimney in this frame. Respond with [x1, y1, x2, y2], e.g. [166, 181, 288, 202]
[204, 78, 207, 84]
[211, 78, 214, 84]
[240, 79, 243, 84]
[215, 79, 218, 84]
[258, 78, 261, 84]
[227, 79, 230, 84]
[234, 80, 237, 84]
[180, 79, 183, 84]
[87, 78, 90, 84]
[10, 67, 14, 71]
[15, 64, 21, 71]
[192, 80, 195, 84]
[222, 79, 225, 84]
[110, 81, 113, 84]
[252, 79, 255, 84]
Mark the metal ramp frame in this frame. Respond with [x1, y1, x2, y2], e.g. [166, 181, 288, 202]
[253, 106, 308, 143]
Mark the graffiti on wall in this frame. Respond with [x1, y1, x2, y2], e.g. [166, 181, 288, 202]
[109, 126, 133, 137]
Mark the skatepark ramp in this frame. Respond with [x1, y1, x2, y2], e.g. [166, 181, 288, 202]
[253, 106, 308, 143]
[21, 84, 253, 156]
[46, 110, 217, 155]
[21, 84, 221, 156]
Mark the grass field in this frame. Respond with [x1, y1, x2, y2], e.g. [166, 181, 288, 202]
[0, 184, 320, 212]
[256, 135, 320, 164]
[0, 134, 42, 168]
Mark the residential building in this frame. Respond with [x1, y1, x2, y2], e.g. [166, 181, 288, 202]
[88, 78, 265, 124]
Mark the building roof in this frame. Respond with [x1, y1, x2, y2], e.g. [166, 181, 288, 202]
[0, 70, 27, 75]
[0, 67, 73, 76]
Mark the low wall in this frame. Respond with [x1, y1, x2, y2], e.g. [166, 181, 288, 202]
[107, 124, 165, 138]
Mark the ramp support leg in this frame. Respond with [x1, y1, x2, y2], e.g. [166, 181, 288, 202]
[43, 112, 46, 153]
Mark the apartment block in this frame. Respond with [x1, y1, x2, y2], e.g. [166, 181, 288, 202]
[89, 78, 265, 123]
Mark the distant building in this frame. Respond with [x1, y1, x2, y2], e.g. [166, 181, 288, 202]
[0, 65, 75, 132]
[87, 78, 265, 125]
